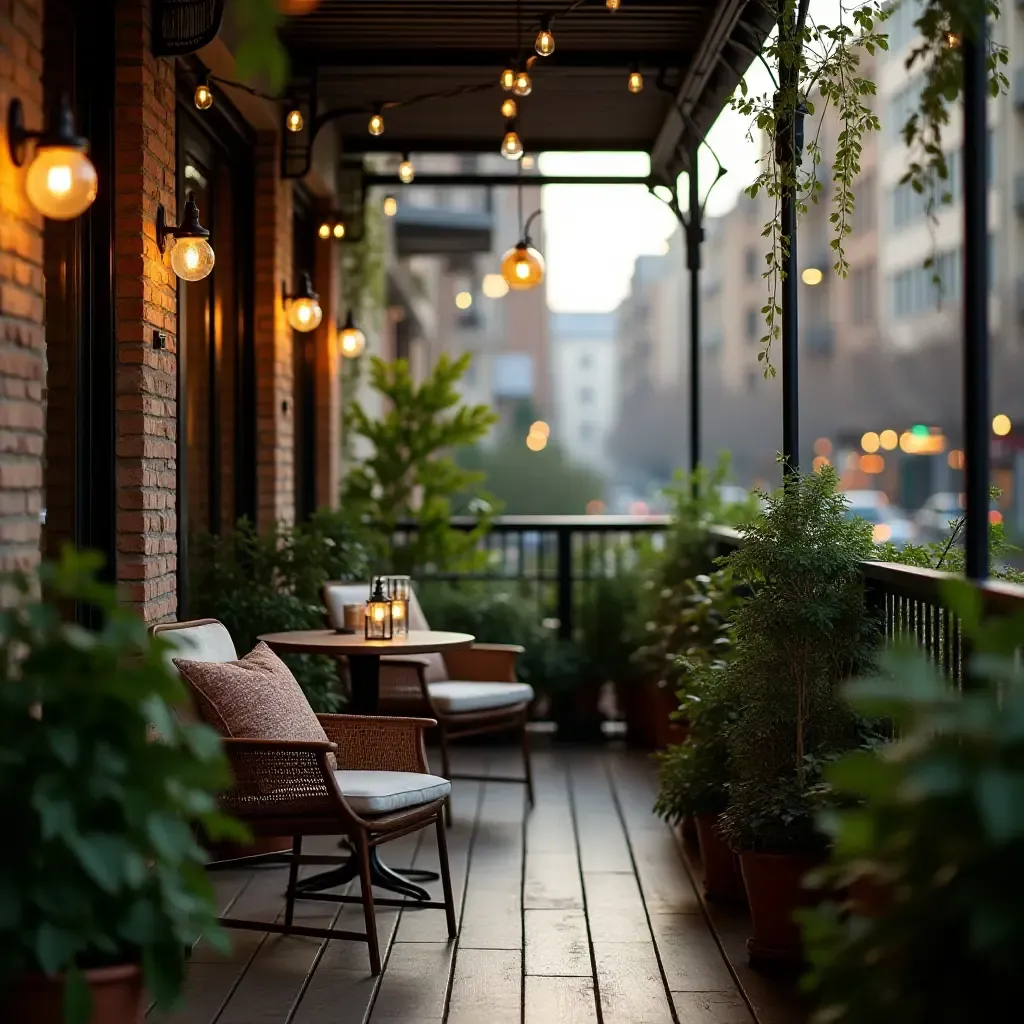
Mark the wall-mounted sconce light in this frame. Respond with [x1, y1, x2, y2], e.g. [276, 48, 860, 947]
[157, 190, 215, 282]
[337, 311, 366, 358]
[8, 95, 98, 220]
[284, 272, 323, 332]
[317, 218, 347, 240]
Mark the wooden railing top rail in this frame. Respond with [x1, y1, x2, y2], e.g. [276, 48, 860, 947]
[396, 515, 672, 531]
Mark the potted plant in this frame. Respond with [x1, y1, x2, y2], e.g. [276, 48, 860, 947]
[654, 655, 745, 902]
[801, 583, 1024, 1023]
[0, 549, 245, 1023]
[629, 458, 758, 747]
[718, 464, 880, 965]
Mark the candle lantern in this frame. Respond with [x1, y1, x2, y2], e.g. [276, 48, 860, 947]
[364, 577, 393, 640]
[386, 575, 411, 638]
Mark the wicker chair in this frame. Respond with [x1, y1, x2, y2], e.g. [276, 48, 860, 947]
[322, 583, 535, 819]
[151, 619, 457, 975]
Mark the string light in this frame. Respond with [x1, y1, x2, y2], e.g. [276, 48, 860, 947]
[318, 222, 331, 239]
[501, 67, 516, 90]
[513, 71, 532, 97]
[535, 15, 555, 56]
[194, 74, 213, 110]
[627, 67, 644, 93]
[368, 109, 385, 136]
[398, 154, 415, 183]
[606, 0, 621, 9]
[501, 97, 518, 119]
[338, 311, 366, 358]
[333, 223, 345, 239]
[284, 272, 323, 333]
[383, 195, 398, 216]
[501, 120, 523, 161]
[286, 108, 304, 132]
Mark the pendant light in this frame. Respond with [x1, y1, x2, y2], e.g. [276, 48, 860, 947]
[157, 191, 215, 282]
[284, 272, 323, 332]
[338, 311, 366, 358]
[500, 191, 545, 291]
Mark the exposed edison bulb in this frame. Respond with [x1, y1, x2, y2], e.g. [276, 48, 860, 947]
[627, 70, 644, 93]
[318, 222, 331, 239]
[535, 18, 555, 56]
[287, 296, 323, 333]
[501, 130, 524, 161]
[500, 243, 545, 290]
[333, 222, 346, 239]
[194, 81, 213, 110]
[169, 237, 215, 282]
[501, 98, 518, 119]
[368, 111, 385, 136]
[383, 195, 398, 216]
[338, 321, 366, 359]
[512, 71, 532, 97]
[606, 0, 621, 8]
[286, 108, 304, 132]
[500, 67, 516, 91]
[398, 157, 415, 183]
[25, 146, 98, 221]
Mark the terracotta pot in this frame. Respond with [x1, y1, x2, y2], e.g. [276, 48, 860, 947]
[681, 814, 698, 845]
[623, 680, 690, 749]
[693, 814, 745, 903]
[6, 964, 144, 1023]
[738, 851, 823, 965]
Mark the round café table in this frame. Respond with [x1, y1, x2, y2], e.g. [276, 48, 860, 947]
[257, 629, 474, 900]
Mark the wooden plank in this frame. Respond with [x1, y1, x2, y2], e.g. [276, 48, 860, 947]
[593, 942, 674, 1024]
[446, 948, 522, 1024]
[524, 852, 583, 909]
[524, 908, 591, 977]
[148, 963, 238, 1024]
[672, 991, 755, 1024]
[457, 780, 523, 950]
[569, 753, 632, 872]
[650, 913, 737, 993]
[583, 871, 652, 944]
[525, 975, 598, 1024]
[368, 941, 452, 1021]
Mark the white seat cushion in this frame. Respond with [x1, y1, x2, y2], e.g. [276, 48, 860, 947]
[335, 770, 451, 815]
[428, 681, 535, 714]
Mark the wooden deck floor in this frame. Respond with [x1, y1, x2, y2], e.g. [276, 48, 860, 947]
[155, 743, 804, 1024]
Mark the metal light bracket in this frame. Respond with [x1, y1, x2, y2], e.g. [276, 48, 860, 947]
[7, 96, 87, 167]
[156, 190, 210, 252]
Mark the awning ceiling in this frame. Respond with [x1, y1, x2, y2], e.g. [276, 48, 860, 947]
[280, 0, 772, 182]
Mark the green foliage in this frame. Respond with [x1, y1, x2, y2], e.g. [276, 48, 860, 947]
[576, 571, 646, 687]
[228, 0, 288, 92]
[189, 511, 368, 711]
[635, 456, 758, 686]
[653, 570, 745, 823]
[876, 488, 1024, 583]
[719, 464, 881, 854]
[801, 581, 1024, 1023]
[0, 549, 245, 1023]
[340, 355, 498, 574]
[456, 439, 605, 515]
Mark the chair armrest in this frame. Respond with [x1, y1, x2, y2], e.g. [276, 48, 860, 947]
[379, 655, 433, 667]
[317, 714, 436, 774]
[219, 738, 338, 818]
[443, 644, 521, 683]
[376, 658, 433, 707]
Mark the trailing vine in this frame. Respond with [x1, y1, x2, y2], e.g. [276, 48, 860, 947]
[737, 0, 1008, 377]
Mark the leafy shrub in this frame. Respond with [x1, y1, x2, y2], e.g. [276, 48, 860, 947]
[719, 464, 881, 855]
[576, 570, 647, 688]
[189, 510, 368, 711]
[801, 581, 1024, 1023]
[0, 549, 244, 1022]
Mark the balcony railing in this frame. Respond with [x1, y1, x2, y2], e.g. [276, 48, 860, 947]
[395, 517, 1024, 677]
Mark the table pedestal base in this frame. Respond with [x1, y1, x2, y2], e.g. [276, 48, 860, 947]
[296, 848, 432, 901]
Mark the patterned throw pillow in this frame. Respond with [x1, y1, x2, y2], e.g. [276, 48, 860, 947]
[173, 641, 337, 769]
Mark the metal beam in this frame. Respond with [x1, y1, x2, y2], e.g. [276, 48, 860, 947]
[962, 18, 990, 581]
[306, 49, 690, 71]
[363, 173, 655, 188]
[343, 137, 655, 154]
[686, 146, 702, 480]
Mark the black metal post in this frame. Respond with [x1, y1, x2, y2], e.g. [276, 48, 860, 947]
[962, 19, 989, 581]
[775, 12, 805, 476]
[686, 146, 703, 481]
[556, 527, 573, 640]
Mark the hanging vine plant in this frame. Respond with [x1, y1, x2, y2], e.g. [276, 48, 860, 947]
[737, 0, 1008, 377]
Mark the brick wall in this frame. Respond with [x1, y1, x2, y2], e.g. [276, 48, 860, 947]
[0, 0, 45, 574]
[113, 0, 178, 622]
[254, 132, 295, 529]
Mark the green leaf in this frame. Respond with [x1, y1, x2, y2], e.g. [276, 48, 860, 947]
[976, 770, 1024, 842]
[63, 966, 92, 1024]
[68, 833, 125, 893]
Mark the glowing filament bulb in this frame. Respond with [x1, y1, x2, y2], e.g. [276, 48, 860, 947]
[500, 67, 516, 90]
[183, 244, 200, 272]
[286, 109, 304, 132]
[535, 18, 555, 56]
[627, 70, 644, 93]
[513, 71, 532, 97]
[47, 165, 72, 196]
[383, 195, 398, 216]
[318, 223, 331, 239]
[194, 82, 213, 110]
[501, 98, 517, 119]
[333, 223, 346, 239]
[368, 111, 385, 136]
[398, 157, 415, 183]
[372, 604, 386, 623]
[501, 130, 523, 160]
[606, 0, 621, 8]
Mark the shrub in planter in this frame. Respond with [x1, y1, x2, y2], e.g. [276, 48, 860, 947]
[718, 464, 881, 964]
[0, 549, 245, 1023]
[654, 658, 744, 901]
[801, 583, 1024, 1023]
[190, 510, 368, 711]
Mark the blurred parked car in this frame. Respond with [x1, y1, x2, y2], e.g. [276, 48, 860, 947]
[914, 492, 964, 541]
[843, 490, 916, 546]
